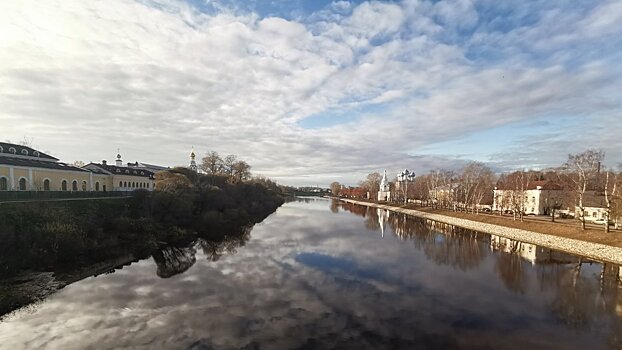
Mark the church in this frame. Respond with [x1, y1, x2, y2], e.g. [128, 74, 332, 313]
[377, 170, 391, 201]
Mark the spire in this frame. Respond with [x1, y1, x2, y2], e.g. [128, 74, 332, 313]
[116, 148, 122, 166]
[380, 170, 389, 192]
[189, 146, 197, 172]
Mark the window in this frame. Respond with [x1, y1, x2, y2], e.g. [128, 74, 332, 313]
[140, 171, 144, 175]
[592, 212, 597, 217]
[95, 182, 100, 191]
[33, 151, 40, 157]
[19, 178, 27, 191]
[125, 170, 129, 174]
[0, 146, 3, 152]
[72, 180, 78, 191]
[82, 181, 87, 191]
[0, 177, 7, 191]
[133, 171, 137, 175]
[147, 183, 149, 189]
[119, 181, 122, 188]
[21, 149, 28, 155]
[62, 180, 68, 191]
[103, 185, 107, 192]
[132, 182, 135, 188]
[9, 147, 16, 154]
[124, 181, 127, 187]
[116, 169, 121, 173]
[43, 179, 50, 191]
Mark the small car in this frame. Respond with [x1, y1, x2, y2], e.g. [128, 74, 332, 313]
[593, 219, 612, 226]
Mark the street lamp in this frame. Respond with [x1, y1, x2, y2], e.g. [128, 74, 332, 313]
[397, 169, 416, 204]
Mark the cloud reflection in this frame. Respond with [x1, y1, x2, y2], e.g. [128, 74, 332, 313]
[0, 199, 620, 349]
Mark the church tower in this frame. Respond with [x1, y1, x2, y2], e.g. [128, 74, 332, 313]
[189, 147, 197, 172]
[116, 149, 123, 167]
[377, 170, 391, 201]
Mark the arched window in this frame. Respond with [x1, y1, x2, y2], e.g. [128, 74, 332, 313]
[95, 182, 100, 191]
[147, 183, 149, 189]
[0, 177, 7, 191]
[33, 151, 40, 157]
[132, 182, 135, 188]
[81, 181, 87, 191]
[103, 185, 107, 192]
[21, 149, 28, 155]
[123, 181, 127, 187]
[62, 180, 68, 191]
[43, 179, 50, 191]
[9, 147, 16, 154]
[19, 178, 27, 191]
[119, 181, 122, 188]
[72, 180, 78, 191]
[125, 170, 129, 174]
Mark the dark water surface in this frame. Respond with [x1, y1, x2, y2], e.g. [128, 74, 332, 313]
[1, 198, 621, 349]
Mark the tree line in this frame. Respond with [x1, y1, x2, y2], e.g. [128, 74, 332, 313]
[331, 149, 621, 231]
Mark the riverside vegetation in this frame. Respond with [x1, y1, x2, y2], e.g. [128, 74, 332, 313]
[0, 167, 285, 280]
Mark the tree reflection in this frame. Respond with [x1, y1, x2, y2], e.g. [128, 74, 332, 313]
[341, 202, 487, 271]
[198, 225, 252, 262]
[152, 246, 197, 278]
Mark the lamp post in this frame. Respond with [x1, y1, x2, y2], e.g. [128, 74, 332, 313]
[397, 169, 416, 204]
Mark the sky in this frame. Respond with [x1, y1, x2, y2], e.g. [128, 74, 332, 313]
[1, 0, 621, 186]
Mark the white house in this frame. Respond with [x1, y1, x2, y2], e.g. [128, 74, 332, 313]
[493, 180, 566, 215]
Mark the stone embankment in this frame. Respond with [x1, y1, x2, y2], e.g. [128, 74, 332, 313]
[341, 198, 622, 265]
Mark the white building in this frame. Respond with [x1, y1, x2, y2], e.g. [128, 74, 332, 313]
[377, 170, 391, 201]
[493, 180, 565, 215]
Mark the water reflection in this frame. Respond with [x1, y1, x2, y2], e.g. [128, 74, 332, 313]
[1, 198, 621, 349]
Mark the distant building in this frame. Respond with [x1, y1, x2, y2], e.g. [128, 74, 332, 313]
[82, 152, 156, 191]
[0, 142, 107, 192]
[188, 148, 198, 172]
[377, 170, 391, 201]
[493, 180, 565, 215]
[0, 142, 158, 192]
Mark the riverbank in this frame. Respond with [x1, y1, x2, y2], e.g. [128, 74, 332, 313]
[339, 198, 622, 265]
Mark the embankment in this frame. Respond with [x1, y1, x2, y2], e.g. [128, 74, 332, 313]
[340, 198, 622, 265]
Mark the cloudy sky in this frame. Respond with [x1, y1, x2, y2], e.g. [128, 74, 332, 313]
[1, 0, 621, 186]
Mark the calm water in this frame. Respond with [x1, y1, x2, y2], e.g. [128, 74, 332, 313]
[1, 198, 621, 349]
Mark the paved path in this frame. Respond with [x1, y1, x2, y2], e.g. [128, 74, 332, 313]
[341, 198, 622, 265]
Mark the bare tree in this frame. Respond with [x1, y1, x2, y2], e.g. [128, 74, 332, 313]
[561, 150, 605, 230]
[329, 181, 342, 196]
[223, 154, 237, 175]
[603, 169, 618, 233]
[359, 172, 382, 197]
[201, 151, 223, 175]
[460, 162, 495, 214]
[231, 160, 252, 182]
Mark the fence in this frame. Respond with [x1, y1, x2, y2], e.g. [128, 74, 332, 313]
[0, 190, 135, 202]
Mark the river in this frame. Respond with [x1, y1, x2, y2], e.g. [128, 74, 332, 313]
[0, 198, 621, 349]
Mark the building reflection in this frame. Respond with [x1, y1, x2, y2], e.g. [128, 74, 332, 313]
[340, 201, 622, 339]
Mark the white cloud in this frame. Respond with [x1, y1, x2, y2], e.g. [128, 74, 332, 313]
[0, 0, 621, 186]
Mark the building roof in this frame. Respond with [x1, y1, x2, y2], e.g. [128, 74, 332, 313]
[0, 142, 58, 161]
[86, 163, 155, 178]
[0, 156, 87, 172]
